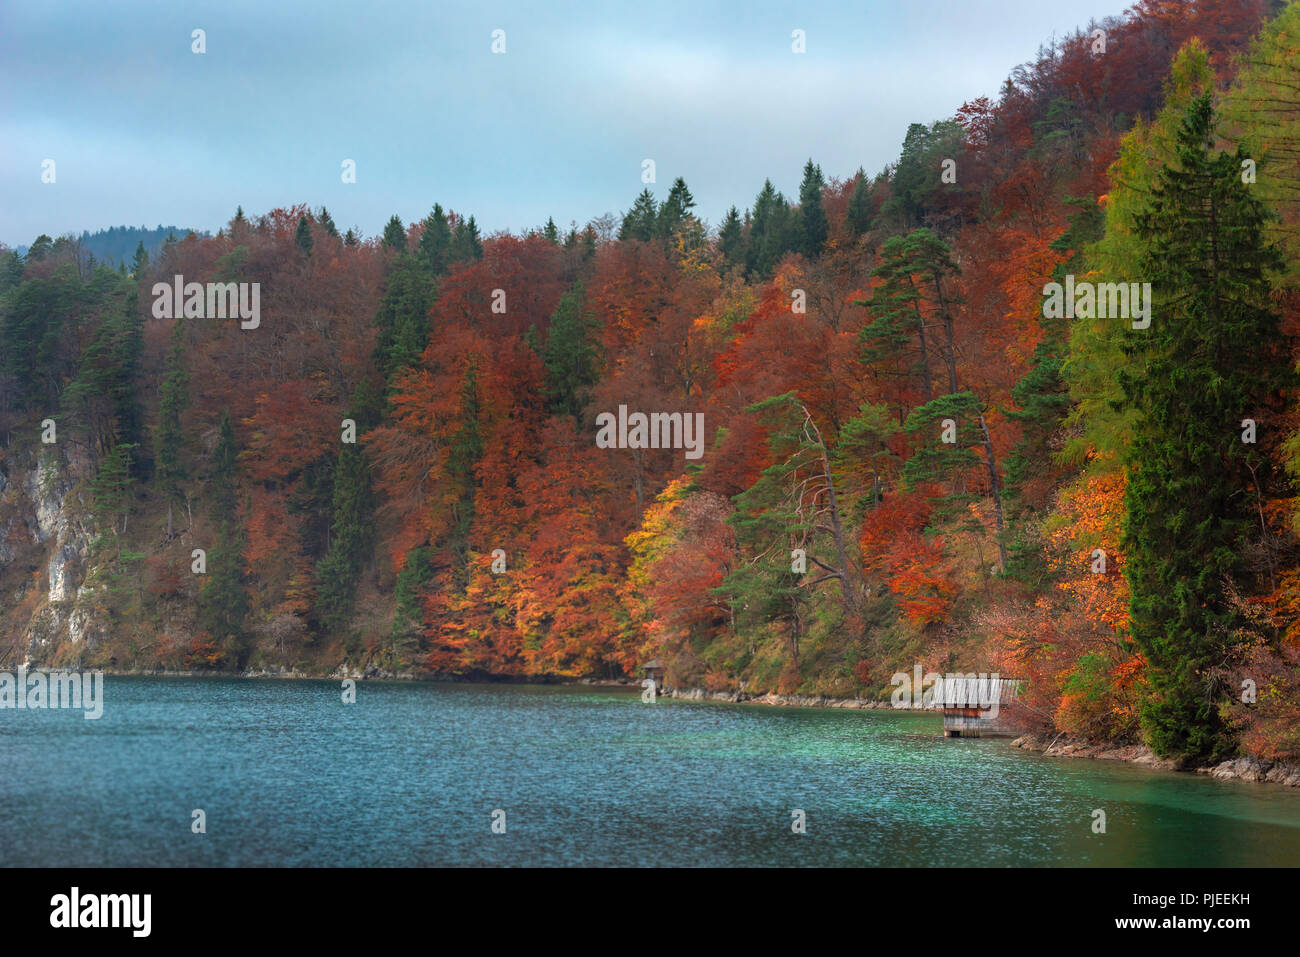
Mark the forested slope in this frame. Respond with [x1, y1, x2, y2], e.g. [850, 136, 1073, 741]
[2, 0, 1298, 764]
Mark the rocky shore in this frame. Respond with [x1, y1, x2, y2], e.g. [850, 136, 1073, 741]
[1010, 733, 1300, 788]
[665, 686, 893, 709]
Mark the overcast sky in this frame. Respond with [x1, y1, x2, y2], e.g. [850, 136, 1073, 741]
[1, 0, 1136, 247]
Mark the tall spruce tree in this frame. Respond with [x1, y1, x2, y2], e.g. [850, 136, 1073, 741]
[859, 229, 961, 403]
[295, 215, 314, 256]
[318, 207, 339, 238]
[131, 240, 149, 280]
[316, 443, 375, 632]
[797, 159, 828, 257]
[656, 177, 696, 241]
[418, 204, 451, 273]
[1121, 94, 1292, 762]
[211, 410, 238, 520]
[155, 318, 190, 537]
[373, 258, 437, 384]
[619, 190, 659, 242]
[718, 206, 744, 268]
[846, 169, 873, 238]
[90, 440, 137, 538]
[381, 215, 407, 252]
[450, 216, 483, 262]
[201, 410, 248, 665]
[542, 282, 600, 420]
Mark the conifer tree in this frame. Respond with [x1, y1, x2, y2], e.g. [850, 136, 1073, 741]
[295, 215, 314, 256]
[718, 206, 745, 268]
[746, 180, 778, 276]
[382, 215, 407, 252]
[155, 318, 190, 537]
[201, 412, 248, 665]
[373, 258, 436, 384]
[450, 216, 483, 262]
[619, 190, 658, 242]
[418, 204, 451, 272]
[90, 440, 137, 538]
[392, 545, 433, 650]
[211, 410, 238, 521]
[846, 169, 873, 237]
[318, 207, 339, 238]
[656, 177, 696, 240]
[1122, 94, 1291, 761]
[316, 443, 375, 631]
[718, 393, 859, 647]
[542, 282, 599, 419]
[198, 524, 249, 666]
[131, 240, 148, 280]
[797, 159, 828, 257]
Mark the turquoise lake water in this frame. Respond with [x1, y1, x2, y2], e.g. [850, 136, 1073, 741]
[3, 676, 1299, 866]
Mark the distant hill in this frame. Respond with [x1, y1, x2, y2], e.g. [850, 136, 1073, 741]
[11, 225, 209, 265]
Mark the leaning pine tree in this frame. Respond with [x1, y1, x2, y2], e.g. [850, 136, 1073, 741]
[1120, 94, 1292, 762]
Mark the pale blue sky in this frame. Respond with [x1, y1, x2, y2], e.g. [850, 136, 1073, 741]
[1, 0, 1135, 247]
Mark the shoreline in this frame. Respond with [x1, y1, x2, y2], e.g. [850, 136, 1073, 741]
[25, 665, 1300, 789]
[1009, 733, 1300, 789]
[663, 686, 894, 709]
[667, 688, 1300, 789]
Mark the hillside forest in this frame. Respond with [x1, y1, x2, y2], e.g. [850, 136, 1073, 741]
[4, 0, 1300, 764]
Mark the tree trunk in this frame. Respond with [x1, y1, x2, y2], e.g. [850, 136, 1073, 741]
[803, 404, 858, 611]
[911, 278, 934, 401]
[977, 411, 1008, 572]
[934, 276, 959, 394]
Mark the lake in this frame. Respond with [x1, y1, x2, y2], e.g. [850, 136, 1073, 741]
[3, 676, 1299, 866]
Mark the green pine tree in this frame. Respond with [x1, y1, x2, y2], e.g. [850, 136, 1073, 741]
[382, 215, 407, 252]
[373, 257, 437, 384]
[318, 207, 339, 238]
[619, 189, 659, 242]
[656, 177, 696, 241]
[797, 159, 828, 257]
[1121, 93, 1293, 762]
[542, 282, 600, 420]
[718, 206, 745, 268]
[295, 215, 314, 256]
[211, 410, 238, 521]
[450, 216, 483, 262]
[902, 391, 1008, 568]
[316, 444, 375, 632]
[155, 318, 191, 534]
[131, 240, 149, 280]
[90, 440, 137, 539]
[392, 545, 433, 653]
[198, 523, 249, 668]
[418, 204, 452, 272]
[846, 169, 873, 237]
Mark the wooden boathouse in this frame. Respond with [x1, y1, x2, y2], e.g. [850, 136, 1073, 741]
[641, 658, 665, 694]
[936, 675, 1023, 737]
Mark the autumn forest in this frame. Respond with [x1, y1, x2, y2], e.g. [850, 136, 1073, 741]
[4, 0, 1300, 766]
